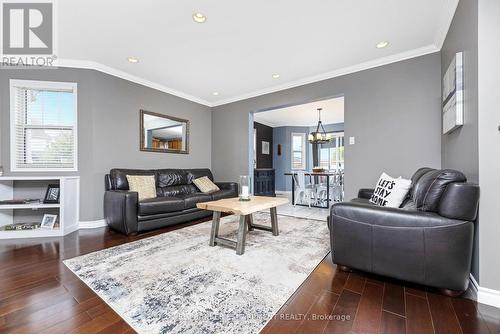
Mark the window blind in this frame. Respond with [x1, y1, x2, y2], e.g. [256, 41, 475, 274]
[12, 82, 76, 170]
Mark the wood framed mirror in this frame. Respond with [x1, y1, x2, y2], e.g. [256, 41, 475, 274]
[140, 110, 189, 154]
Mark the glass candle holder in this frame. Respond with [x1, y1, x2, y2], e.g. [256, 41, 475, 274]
[239, 175, 251, 201]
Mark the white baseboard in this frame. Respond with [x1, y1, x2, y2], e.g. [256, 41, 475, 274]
[79, 219, 107, 229]
[469, 274, 500, 308]
[478, 286, 500, 308]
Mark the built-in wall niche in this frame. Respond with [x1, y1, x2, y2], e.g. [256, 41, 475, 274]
[0, 176, 79, 239]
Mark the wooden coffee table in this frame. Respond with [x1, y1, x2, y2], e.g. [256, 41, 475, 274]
[197, 196, 289, 255]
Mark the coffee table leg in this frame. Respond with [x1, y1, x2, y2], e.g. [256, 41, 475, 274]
[246, 214, 254, 231]
[236, 215, 248, 255]
[209, 211, 221, 246]
[270, 207, 279, 236]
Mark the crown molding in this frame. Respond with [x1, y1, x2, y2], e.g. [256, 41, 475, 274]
[211, 44, 440, 107]
[54, 59, 213, 107]
[433, 0, 459, 49]
[55, 44, 440, 109]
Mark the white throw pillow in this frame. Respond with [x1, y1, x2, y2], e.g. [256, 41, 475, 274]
[193, 176, 220, 193]
[369, 172, 412, 208]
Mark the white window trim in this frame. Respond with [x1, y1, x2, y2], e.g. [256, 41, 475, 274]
[291, 132, 306, 170]
[9, 79, 78, 172]
[319, 131, 345, 170]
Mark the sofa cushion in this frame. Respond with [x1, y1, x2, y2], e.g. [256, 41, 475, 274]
[138, 197, 185, 215]
[369, 172, 412, 208]
[210, 189, 237, 201]
[411, 169, 466, 212]
[126, 175, 157, 201]
[110, 168, 155, 190]
[156, 169, 189, 187]
[193, 176, 220, 193]
[157, 184, 198, 197]
[180, 193, 212, 209]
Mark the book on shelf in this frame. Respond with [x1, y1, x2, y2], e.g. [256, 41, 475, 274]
[1, 222, 41, 231]
[0, 199, 41, 205]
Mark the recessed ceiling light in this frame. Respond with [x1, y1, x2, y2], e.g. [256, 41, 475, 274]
[127, 57, 139, 63]
[376, 41, 390, 49]
[272, 73, 280, 79]
[192, 13, 207, 23]
[212, 92, 219, 96]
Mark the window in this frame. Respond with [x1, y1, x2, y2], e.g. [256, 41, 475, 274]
[10, 80, 77, 171]
[291, 133, 306, 170]
[318, 132, 344, 170]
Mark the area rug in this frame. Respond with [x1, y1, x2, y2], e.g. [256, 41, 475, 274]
[63, 212, 330, 334]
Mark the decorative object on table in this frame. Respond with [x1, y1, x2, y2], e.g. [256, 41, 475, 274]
[308, 108, 333, 144]
[1, 222, 41, 231]
[368, 172, 412, 208]
[192, 176, 220, 193]
[140, 109, 189, 154]
[43, 184, 60, 204]
[312, 167, 325, 173]
[239, 175, 251, 201]
[261, 141, 270, 155]
[442, 52, 464, 134]
[40, 214, 58, 229]
[0, 198, 41, 205]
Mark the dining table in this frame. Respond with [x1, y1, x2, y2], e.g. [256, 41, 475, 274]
[284, 171, 341, 208]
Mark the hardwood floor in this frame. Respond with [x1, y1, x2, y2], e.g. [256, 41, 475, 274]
[1, 218, 499, 334]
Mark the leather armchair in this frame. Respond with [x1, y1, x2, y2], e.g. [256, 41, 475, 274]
[329, 168, 479, 294]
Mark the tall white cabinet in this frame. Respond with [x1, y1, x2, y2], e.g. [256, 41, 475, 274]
[0, 176, 80, 239]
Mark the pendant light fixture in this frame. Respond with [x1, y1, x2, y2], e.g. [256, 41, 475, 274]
[308, 108, 333, 144]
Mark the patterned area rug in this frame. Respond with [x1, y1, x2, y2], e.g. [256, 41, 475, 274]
[64, 212, 329, 334]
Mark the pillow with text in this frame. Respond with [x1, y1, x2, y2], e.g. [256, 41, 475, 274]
[369, 172, 411, 208]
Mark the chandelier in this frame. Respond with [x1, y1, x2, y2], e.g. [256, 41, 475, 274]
[308, 108, 333, 144]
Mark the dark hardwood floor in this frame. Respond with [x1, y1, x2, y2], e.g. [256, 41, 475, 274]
[1, 217, 499, 334]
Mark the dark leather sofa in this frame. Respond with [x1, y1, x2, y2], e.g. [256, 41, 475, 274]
[104, 168, 238, 235]
[329, 168, 479, 295]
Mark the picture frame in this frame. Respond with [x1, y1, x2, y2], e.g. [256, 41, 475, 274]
[442, 52, 464, 134]
[43, 184, 60, 204]
[40, 214, 57, 229]
[262, 141, 270, 155]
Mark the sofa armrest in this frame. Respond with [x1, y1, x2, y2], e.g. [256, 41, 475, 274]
[357, 188, 375, 199]
[215, 182, 239, 194]
[331, 201, 467, 228]
[104, 190, 138, 235]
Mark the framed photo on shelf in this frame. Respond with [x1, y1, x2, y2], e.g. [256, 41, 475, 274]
[40, 214, 58, 229]
[43, 184, 60, 204]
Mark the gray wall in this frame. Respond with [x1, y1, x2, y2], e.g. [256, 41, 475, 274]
[0, 68, 212, 221]
[440, 0, 480, 279]
[478, 0, 500, 291]
[212, 53, 442, 200]
[272, 126, 312, 192]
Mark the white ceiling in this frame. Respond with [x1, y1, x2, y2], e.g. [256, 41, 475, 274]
[254, 97, 344, 128]
[56, 0, 458, 106]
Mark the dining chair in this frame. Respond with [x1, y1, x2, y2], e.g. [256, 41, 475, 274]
[293, 171, 317, 208]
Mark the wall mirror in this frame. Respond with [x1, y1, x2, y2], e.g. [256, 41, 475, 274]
[140, 110, 189, 154]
